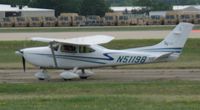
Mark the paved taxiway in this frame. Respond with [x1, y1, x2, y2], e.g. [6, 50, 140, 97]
[0, 69, 200, 83]
[0, 31, 199, 40]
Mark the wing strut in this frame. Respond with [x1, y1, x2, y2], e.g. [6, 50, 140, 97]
[49, 42, 58, 68]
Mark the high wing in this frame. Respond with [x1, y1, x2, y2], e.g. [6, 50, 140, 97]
[31, 35, 114, 45]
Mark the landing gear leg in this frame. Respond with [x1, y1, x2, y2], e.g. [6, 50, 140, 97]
[79, 69, 88, 79]
[35, 69, 50, 80]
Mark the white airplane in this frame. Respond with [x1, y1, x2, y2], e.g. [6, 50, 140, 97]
[16, 23, 193, 80]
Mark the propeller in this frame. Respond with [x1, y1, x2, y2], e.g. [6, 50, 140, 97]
[22, 56, 26, 72]
[22, 37, 27, 72]
[16, 50, 26, 72]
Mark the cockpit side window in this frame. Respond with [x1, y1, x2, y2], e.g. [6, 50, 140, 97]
[61, 44, 77, 53]
[79, 46, 95, 53]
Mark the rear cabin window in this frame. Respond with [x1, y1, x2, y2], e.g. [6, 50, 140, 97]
[79, 46, 95, 53]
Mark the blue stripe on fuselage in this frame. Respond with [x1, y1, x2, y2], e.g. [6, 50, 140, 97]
[141, 48, 182, 53]
[31, 53, 115, 64]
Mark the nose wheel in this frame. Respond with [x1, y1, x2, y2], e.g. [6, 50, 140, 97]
[35, 69, 50, 80]
[80, 76, 88, 79]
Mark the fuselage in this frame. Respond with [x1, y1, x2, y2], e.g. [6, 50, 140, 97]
[20, 44, 171, 69]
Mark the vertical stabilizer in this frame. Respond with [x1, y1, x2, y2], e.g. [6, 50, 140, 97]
[153, 22, 193, 49]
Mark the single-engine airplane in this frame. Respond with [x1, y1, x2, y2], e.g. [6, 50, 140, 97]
[16, 23, 193, 80]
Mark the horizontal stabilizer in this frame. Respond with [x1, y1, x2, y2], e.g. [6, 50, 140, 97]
[154, 52, 173, 62]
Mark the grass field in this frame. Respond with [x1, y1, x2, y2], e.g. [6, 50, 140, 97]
[0, 25, 199, 33]
[0, 39, 199, 69]
[0, 80, 200, 110]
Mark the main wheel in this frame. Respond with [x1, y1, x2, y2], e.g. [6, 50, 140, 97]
[38, 78, 45, 81]
[80, 76, 88, 79]
[63, 78, 72, 81]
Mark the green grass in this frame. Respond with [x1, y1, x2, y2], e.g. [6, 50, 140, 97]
[0, 80, 200, 110]
[0, 39, 199, 69]
[0, 25, 199, 33]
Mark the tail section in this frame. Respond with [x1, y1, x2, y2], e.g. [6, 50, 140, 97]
[153, 22, 193, 49]
[128, 22, 194, 61]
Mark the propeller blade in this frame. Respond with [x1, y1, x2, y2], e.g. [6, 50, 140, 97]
[22, 57, 26, 72]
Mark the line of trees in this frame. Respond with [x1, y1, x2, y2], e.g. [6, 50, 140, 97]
[0, 0, 30, 5]
[0, 0, 110, 17]
[108, 0, 200, 6]
[0, 0, 200, 16]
